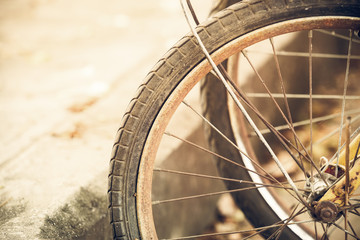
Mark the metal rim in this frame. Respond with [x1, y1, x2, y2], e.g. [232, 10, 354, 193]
[137, 16, 360, 240]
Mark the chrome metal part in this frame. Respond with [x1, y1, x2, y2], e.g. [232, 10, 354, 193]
[305, 171, 337, 204]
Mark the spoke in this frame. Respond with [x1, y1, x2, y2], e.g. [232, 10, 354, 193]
[153, 185, 291, 205]
[164, 131, 310, 203]
[225, 67, 329, 185]
[154, 167, 310, 192]
[239, 48, 331, 184]
[315, 29, 360, 44]
[251, 38, 306, 176]
[347, 201, 360, 216]
[251, 108, 360, 136]
[161, 220, 315, 240]
[244, 49, 360, 60]
[182, 94, 302, 200]
[154, 167, 245, 183]
[269, 38, 290, 115]
[247, 93, 360, 100]
[313, 115, 360, 150]
[250, 209, 308, 240]
[267, 204, 307, 239]
[350, 211, 360, 217]
[339, 208, 360, 240]
[320, 223, 326, 238]
[241, 50, 314, 176]
[321, 224, 330, 240]
[322, 126, 360, 170]
[233, 47, 343, 187]
[309, 30, 314, 184]
[181, 100, 276, 181]
[341, 202, 360, 211]
[164, 131, 278, 183]
[314, 221, 318, 240]
[214, 65, 312, 176]
[347, 221, 359, 240]
[333, 222, 360, 239]
[336, 29, 354, 176]
[345, 117, 351, 240]
[269, 37, 297, 151]
[185, 0, 199, 25]
[246, 207, 308, 240]
[213, 38, 331, 197]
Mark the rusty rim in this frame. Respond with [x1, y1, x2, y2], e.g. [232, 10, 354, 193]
[137, 16, 360, 239]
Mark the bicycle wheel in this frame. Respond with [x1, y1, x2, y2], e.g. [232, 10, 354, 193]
[108, 0, 360, 239]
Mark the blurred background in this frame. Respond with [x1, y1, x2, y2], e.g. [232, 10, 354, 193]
[0, 0, 213, 239]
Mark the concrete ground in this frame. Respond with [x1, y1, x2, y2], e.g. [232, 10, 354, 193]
[0, 0, 213, 239]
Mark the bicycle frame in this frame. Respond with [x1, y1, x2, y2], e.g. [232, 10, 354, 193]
[319, 133, 360, 207]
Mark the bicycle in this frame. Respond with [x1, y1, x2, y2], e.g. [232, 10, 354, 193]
[108, 0, 360, 239]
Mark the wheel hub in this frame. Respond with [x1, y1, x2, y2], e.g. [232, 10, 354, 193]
[304, 171, 336, 203]
[314, 201, 340, 223]
[304, 163, 345, 223]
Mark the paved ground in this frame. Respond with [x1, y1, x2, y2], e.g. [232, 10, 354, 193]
[0, 0, 212, 239]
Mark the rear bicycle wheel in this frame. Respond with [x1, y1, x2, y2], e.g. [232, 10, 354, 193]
[108, 0, 360, 239]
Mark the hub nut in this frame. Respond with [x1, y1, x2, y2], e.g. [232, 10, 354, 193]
[314, 201, 339, 223]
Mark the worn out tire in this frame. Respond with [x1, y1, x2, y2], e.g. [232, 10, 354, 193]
[108, 0, 360, 239]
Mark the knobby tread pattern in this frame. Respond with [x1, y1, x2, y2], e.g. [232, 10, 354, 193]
[108, 0, 360, 239]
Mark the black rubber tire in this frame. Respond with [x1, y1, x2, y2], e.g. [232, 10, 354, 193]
[108, 0, 360, 239]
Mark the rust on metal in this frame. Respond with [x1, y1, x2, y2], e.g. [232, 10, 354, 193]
[319, 159, 360, 206]
[332, 130, 360, 167]
[136, 16, 360, 239]
[314, 201, 339, 223]
[318, 123, 360, 206]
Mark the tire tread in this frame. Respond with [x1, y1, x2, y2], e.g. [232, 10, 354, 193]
[108, 0, 360, 238]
